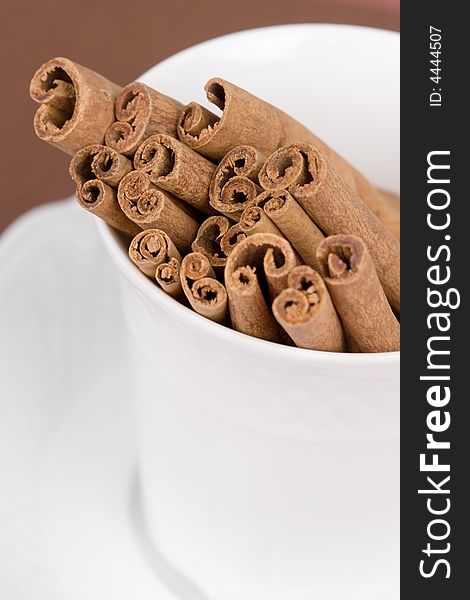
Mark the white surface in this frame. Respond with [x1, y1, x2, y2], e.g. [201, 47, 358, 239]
[0, 201, 197, 599]
[99, 24, 400, 600]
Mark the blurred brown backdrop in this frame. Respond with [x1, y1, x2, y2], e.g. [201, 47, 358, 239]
[0, 0, 398, 231]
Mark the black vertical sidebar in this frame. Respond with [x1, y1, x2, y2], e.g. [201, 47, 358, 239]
[401, 4, 467, 598]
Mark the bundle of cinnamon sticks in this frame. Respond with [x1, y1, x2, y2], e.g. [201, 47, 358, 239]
[30, 57, 400, 353]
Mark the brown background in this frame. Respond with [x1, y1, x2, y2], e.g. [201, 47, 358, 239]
[0, 0, 398, 231]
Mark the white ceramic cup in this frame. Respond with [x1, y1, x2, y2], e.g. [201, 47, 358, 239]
[98, 25, 400, 600]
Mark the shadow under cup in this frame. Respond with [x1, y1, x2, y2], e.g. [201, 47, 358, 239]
[97, 24, 400, 600]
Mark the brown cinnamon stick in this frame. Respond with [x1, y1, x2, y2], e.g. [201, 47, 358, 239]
[117, 171, 199, 253]
[155, 257, 183, 299]
[105, 82, 183, 157]
[272, 265, 345, 352]
[239, 206, 283, 238]
[69, 144, 132, 188]
[75, 179, 140, 237]
[30, 57, 121, 155]
[259, 143, 400, 313]
[129, 229, 181, 278]
[209, 146, 266, 219]
[224, 233, 298, 341]
[134, 134, 216, 213]
[177, 78, 399, 235]
[180, 253, 228, 324]
[219, 223, 247, 256]
[316, 234, 400, 353]
[191, 216, 232, 268]
[255, 190, 324, 271]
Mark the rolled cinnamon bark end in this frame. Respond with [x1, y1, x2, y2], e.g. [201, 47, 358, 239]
[316, 234, 400, 353]
[129, 229, 181, 278]
[219, 223, 247, 256]
[225, 233, 297, 341]
[117, 171, 199, 253]
[177, 79, 284, 161]
[272, 266, 346, 352]
[259, 144, 400, 313]
[239, 206, 283, 238]
[105, 83, 183, 157]
[69, 145, 132, 188]
[191, 215, 231, 268]
[259, 190, 325, 271]
[258, 143, 324, 193]
[178, 102, 219, 137]
[134, 134, 216, 213]
[75, 179, 140, 237]
[156, 257, 183, 298]
[180, 253, 228, 323]
[30, 57, 121, 155]
[209, 145, 266, 219]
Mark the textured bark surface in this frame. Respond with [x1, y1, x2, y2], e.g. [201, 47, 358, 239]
[272, 265, 345, 352]
[191, 215, 232, 268]
[316, 234, 400, 352]
[128, 228, 181, 278]
[209, 145, 266, 219]
[69, 144, 132, 188]
[180, 252, 228, 323]
[75, 179, 140, 237]
[134, 133, 216, 214]
[239, 206, 283, 238]
[105, 82, 182, 157]
[117, 170, 199, 253]
[155, 257, 183, 299]
[30, 57, 121, 155]
[219, 223, 247, 257]
[224, 232, 298, 341]
[256, 190, 325, 271]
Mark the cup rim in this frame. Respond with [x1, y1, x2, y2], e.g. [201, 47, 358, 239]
[98, 23, 399, 367]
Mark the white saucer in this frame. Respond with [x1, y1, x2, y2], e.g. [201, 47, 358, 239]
[0, 201, 203, 599]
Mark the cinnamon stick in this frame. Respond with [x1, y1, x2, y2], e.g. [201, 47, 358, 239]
[316, 234, 400, 353]
[191, 215, 232, 268]
[134, 134, 215, 213]
[180, 253, 228, 324]
[117, 170, 199, 253]
[177, 78, 399, 235]
[129, 229, 181, 278]
[219, 223, 247, 256]
[259, 143, 400, 313]
[75, 179, 140, 237]
[69, 144, 132, 188]
[272, 265, 345, 352]
[209, 146, 266, 219]
[105, 82, 182, 157]
[155, 257, 183, 299]
[239, 206, 283, 238]
[30, 57, 121, 155]
[224, 233, 298, 341]
[255, 190, 324, 271]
